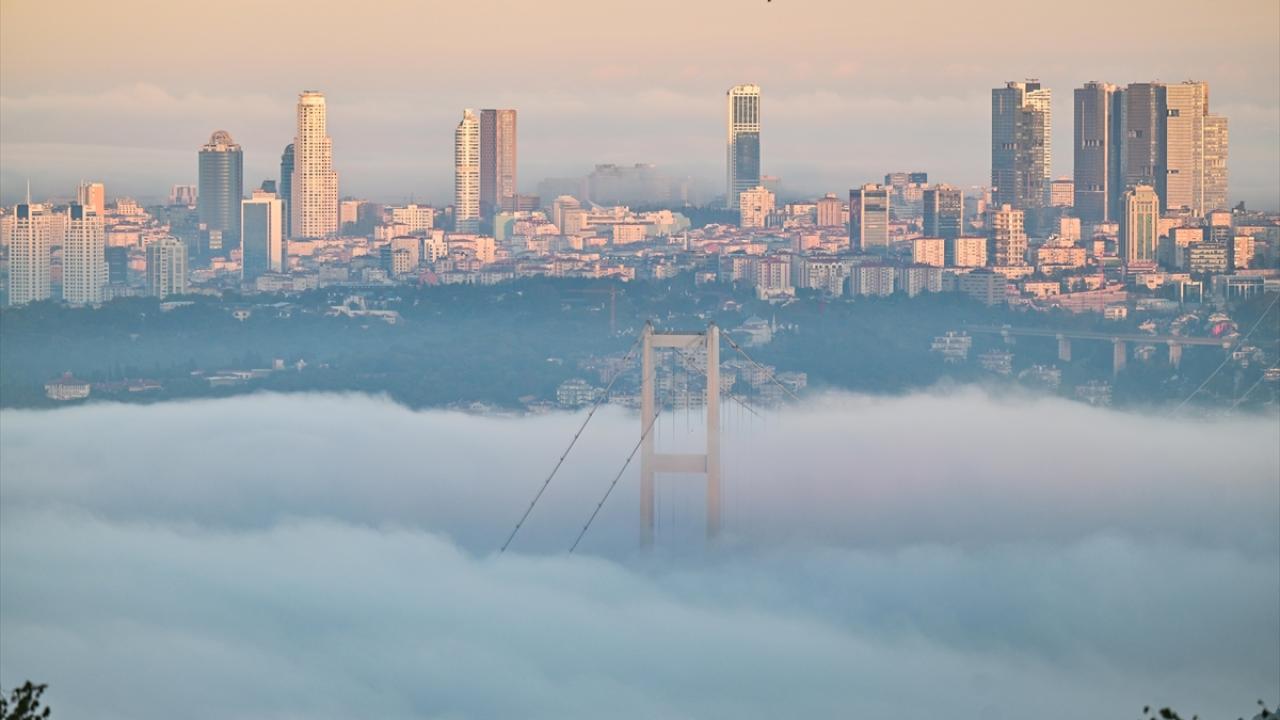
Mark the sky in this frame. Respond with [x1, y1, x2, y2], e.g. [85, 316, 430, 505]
[1, 0, 1278, 209]
[1, 389, 1277, 718]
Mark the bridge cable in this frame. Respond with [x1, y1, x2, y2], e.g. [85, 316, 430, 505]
[1173, 293, 1278, 414]
[500, 333, 643, 553]
[722, 333, 803, 403]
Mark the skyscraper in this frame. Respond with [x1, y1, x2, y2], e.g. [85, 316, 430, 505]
[726, 84, 761, 209]
[197, 130, 244, 251]
[291, 92, 339, 238]
[849, 184, 890, 253]
[1120, 184, 1159, 265]
[62, 203, 106, 305]
[6, 199, 52, 306]
[990, 204, 1028, 267]
[1121, 82, 1167, 200]
[1203, 114, 1229, 211]
[1164, 81, 1207, 215]
[991, 80, 1051, 210]
[146, 237, 188, 298]
[76, 181, 106, 214]
[479, 109, 517, 218]
[241, 189, 285, 282]
[922, 185, 964, 240]
[1073, 81, 1123, 224]
[454, 109, 480, 233]
[279, 143, 294, 239]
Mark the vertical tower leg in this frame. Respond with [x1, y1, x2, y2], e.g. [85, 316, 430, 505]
[1168, 342, 1182, 369]
[1113, 339, 1127, 376]
[1057, 335, 1071, 362]
[640, 323, 655, 547]
[706, 324, 721, 540]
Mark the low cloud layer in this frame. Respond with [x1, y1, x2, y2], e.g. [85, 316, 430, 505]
[1, 389, 1277, 718]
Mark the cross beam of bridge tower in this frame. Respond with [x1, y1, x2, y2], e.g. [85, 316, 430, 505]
[640, 322, 720, 546]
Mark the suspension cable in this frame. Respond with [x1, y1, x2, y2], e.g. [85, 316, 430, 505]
[722, 333, 803, 403]
[500, 333, 643, 553]
[1173, 293, 1278, 414]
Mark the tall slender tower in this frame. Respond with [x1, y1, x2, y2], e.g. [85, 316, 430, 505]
[1203, 114, 1229, 211]
[279, 143, 295, 239]
[479, 109, 517, 218]
[1120, 82, 1167, 201]
[6, 197, 52, 306]
[1073, 81, 1123, 224]
[848, 184, 891, 252]
[1164, 81, 1207, 215]
[726, 84, 761, 209]
[454, 109, 480, 233]
[991, 80, 1051, 210]
[62, 203, 107, 304]
[991, 204, 1028, 267]
[291, 91, 339, 238]
[197, 130, 244, 249]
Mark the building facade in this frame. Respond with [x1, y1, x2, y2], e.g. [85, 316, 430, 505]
[455, 109, 481, 233]
[990, 204, 1028, 267]
[6, 201, 52, 306]
[62, 203, 107, 304]
[738, 186, 775, 229]
[1120, 184, 1160, 265]
[241, 190, 285, 281]
[146, 237, 188, 298]
[279, 143, 294, 238]
[849, 184, 890, 252]
[992, 80, 1051, 210]
[1073, 81, 1123, 223]
[922, 185, 963, 240]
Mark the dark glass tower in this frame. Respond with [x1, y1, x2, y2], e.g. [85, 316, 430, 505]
[197, 130, 244, 256]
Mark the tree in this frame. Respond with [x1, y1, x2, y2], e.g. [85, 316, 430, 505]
[0, 682, 51, 720]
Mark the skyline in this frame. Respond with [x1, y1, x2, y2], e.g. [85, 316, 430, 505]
[1, 0, 1277, 208]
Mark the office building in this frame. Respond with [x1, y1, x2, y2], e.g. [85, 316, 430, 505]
[197, 130, 244, 251]
[241, 190, 284, 281]
[146, 237, 188, 298]
[279, 143, 294, 238]
[1163, 81, 1207, 214]
[992, 80, 1051, 209]
[1121, 82, 1167, 199]
[739, 186, 775, 229]
[849, 184, 890, 252]
[991, 204, 1028, 266]
[1203, 114, 1229, 212]
[726, 84, 761, 208]
[62, 203, 107, 304]
[1120, 184, 1159, 265]
[455, 109, 480, 233]
[6, 200, 52, 306]
[922, 185, 963, 240]
[170, 184, 197, 207]
[291, 92, 339, 238]
[1073, 81, 1123, 223]
[480, 109, 517, 217]
[105, 246, 128, 284]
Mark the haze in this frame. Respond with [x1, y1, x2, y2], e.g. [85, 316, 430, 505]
[2, 0, 1278, 207]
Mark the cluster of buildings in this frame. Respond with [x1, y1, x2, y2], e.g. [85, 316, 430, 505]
[2, 80, 1277, 311]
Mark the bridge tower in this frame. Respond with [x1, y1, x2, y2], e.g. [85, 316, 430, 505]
[640, 322, 720, 546]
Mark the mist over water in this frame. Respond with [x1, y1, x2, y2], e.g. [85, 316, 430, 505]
[1, 389, 1277, 718]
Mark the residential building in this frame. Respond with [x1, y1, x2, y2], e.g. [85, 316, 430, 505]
[816, 193, 843, 227]
[991, 204, 1028, 266]
[146, 237, 188, 298]
[62, 203, 107, 304]
[6, 200, 52, 306]
[954, 237, 988, 268]
[912, 237, 945, 267]
[1050, 178, 1074, 207]
[739, 186, 775, 228]
[1203, 114, 1229, 212]
[76, 181, 106, 213]
[455, 109, 481, 233]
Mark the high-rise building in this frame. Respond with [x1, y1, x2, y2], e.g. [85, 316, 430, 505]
[1164, 81, 1207, 215]
[738, 186, 775, 229]
[62, 203, 107, 304]
[1073, 81, 1123, 223]
[816, 193, 843, 228]
[197, 130, 244, 252]
[990, 204, 1028, 267]
[1203, 114, 1229, 212]
[479, 109, 517, 217]
[291, 92, 339, 238]
[1120, 184, 1159, 265]
[454, 109, 481, 233]
[6, 200, 52, 306]
[992, 80, 1051, 210]
[76, 181, 106, 214]
[1121, 82, 1167, 199]
[726, 84, 761, 209]
[146, 237, 187, 298]
[279, 143, 295, 238]
[849, 184, 890, 252]
[241, 190, 285, 282]
[922, 185, 964, 240]
[105, 246, 128, 284]
[170, 184, 197, 207]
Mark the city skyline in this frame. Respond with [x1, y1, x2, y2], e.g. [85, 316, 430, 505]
[1, 0, 1276, 209]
